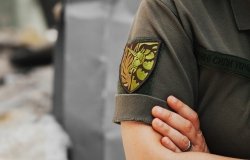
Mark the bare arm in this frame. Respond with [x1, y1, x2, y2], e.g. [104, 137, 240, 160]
[121, 121, 242, 160]
[121, 121, 174, 160]
[177, 152, 241, 160]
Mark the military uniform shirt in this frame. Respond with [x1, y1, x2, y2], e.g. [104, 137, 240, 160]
[113, 0, 250, 158]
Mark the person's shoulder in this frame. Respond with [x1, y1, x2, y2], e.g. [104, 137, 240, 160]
[152, 0, 205, 15]
[172, 0, 204, 10]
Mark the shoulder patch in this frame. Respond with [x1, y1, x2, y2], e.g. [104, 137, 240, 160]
[119, 39, 161, 93]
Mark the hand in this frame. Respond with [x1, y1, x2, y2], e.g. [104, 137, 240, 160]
[151, 96, 209, 153]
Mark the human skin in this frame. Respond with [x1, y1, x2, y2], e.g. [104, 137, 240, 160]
[121, 121, 241, 160]
[121, 96, 243, 159]
[151, 96, 209, 152]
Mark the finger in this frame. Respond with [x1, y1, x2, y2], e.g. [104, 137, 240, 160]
[161, 137, 182, 153]
[152, 106, 198, 145]
[166, 97, 206, 147]
[167, 96, 200, 131]
[152, 118, 190, 151]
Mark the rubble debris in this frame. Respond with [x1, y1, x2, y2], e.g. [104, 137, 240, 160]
[0, 67, 71, 160]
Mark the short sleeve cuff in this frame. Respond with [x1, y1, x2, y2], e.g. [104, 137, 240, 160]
[113, 94, 170, 125]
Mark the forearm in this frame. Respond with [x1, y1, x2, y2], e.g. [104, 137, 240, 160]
[121, 121, 175, 160]
[176, 152, 242, 160]
[121, 121, 243, 160]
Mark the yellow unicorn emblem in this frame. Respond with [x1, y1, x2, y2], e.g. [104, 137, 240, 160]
[120, 40, 161, 93]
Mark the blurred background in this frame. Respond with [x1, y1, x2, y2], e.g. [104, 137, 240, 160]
[0, 0, 140, 159]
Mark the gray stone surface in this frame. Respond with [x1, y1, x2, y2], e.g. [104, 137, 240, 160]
[64, 2, 108, 160]
[103, 1, 138, 160]
[61, 0, 140, 159]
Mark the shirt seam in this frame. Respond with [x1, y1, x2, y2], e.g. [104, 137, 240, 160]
[115, 93, 166, 103]
[113, 117, 152, 125]
[157, 0, 178, 17]
[156, 0, 193, 41]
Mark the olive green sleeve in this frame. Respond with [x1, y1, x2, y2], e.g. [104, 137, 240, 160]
[114, 94, 168, 124]
[113, 0, 199, 125]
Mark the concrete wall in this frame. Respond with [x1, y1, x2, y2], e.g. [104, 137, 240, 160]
[60, 0, 140, 159]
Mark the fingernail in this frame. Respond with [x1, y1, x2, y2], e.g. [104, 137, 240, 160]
[154, 106, 163, 114]
[169, 96, 178, 103]
[155, 118, 163, 127]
